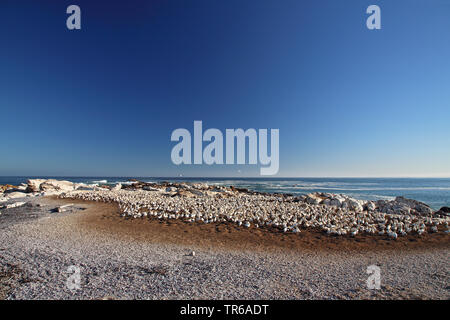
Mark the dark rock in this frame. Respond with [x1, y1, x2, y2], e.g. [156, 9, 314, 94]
[434, 209, 450, 217]
[229, 186, 250, 193]
[438, 206, 450, 213]
[394, 196, 433, 215]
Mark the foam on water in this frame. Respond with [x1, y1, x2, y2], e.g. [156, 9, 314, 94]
[91, 179, 107, 184]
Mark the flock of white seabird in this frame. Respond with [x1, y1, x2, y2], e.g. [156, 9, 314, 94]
[60, 184, 450, 239]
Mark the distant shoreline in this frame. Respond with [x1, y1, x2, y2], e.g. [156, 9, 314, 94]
[2, 176, 450, 179]
[2, 176, 450, 210]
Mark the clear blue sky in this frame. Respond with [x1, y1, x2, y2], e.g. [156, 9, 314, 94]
[1, 0, 449, 177]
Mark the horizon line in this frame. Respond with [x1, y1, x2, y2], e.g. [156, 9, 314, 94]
[2, 175, 450, 179]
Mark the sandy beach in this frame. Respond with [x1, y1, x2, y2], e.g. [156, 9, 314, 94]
[0, 181, 449, 299]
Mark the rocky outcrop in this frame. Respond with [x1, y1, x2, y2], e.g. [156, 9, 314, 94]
[438, 206, 450, 213]
[376, 197, 434, 216]
[304, 193, 366, 212]
[435, 206, 450, 217]
[25, 179, 47, 193]
[302, 192, 435, 216]
[25, 179, 99, 194]
[39, 180, 75, 192]
[121, 181, 157, 191]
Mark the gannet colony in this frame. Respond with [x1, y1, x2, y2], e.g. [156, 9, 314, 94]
[2, 179, 450, 239]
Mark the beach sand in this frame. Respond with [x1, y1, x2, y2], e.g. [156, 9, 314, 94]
[63, 198, 449, 253]
[0, 196, 449, 299]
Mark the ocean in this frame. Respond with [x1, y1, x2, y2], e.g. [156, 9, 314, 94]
[1, 177, 450, 210]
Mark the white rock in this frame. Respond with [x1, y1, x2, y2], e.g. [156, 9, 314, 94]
[39, 180, 75, 192]
[5, 192, 27, 199]
[4, 202, 26, 209]
[111, 183, 122, 191]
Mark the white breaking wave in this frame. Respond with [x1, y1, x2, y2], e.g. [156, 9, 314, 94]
[113, 181, 138, 185]
[345, 194, 396, 201]
[91, 180, 107, 184]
